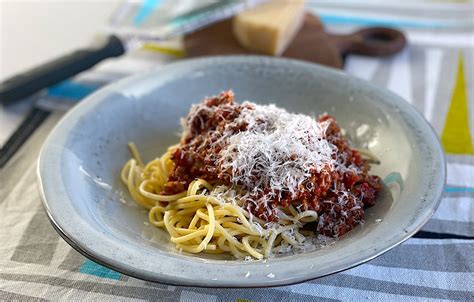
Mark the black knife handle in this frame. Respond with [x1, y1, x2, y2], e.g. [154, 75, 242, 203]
[0, 35, 125, 105]
[0, 107, 50, 168]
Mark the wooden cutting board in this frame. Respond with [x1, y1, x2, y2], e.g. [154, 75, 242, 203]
[184, 13, 406, 69]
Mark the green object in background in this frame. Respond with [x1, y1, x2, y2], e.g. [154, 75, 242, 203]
[441, 53, 474, 155]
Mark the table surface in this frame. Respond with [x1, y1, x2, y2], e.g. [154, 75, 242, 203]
[1, 1, 473, 301]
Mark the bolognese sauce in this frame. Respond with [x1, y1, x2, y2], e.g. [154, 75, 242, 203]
[163, 91, 381, 237]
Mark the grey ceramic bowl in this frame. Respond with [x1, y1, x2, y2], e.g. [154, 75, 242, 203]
[38, 56, 445, 287]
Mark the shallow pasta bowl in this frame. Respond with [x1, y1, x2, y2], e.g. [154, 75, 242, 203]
[37, 56, 445, 287]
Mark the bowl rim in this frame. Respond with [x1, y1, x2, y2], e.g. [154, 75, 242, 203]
[37, 55, 446, 287]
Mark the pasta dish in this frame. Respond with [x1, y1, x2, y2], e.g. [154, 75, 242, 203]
[121, 91, 381, 259]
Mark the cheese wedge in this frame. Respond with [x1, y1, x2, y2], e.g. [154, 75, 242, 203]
[233, 0, 305, 56]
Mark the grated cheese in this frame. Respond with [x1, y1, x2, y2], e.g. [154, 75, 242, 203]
[220, 102, 336, 198]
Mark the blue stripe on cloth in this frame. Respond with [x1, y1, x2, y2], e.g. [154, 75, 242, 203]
[79, 260, 121, 280]
[445, 186, 474, 193]
[134, 0, 162, 26]
[46, 81, 98, 101]
[383, 172, 404, 190]
[319, 14, 448, 29]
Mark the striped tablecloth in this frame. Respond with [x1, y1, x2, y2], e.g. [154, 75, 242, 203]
[1, 27, 473, 301]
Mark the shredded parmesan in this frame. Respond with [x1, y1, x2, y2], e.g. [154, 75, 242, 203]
[220, 102, 335, 197]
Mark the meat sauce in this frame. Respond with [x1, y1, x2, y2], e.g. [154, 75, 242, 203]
[163, 92, 381, 237]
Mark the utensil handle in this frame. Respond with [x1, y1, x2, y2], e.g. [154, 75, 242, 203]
[0, 35, 125, 105]
[331, 27, 406, 57]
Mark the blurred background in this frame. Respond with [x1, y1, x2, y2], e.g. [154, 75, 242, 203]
[1, 0, 473, 161]
[1, 0, 472, 80]
[1, 0, 473, 81]
[1, 1, 118, 81]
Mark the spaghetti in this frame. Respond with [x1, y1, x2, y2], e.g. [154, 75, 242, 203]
[121, 91, 381, 259]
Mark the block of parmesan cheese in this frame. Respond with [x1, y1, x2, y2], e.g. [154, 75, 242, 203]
[233, 0, 305, 56]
